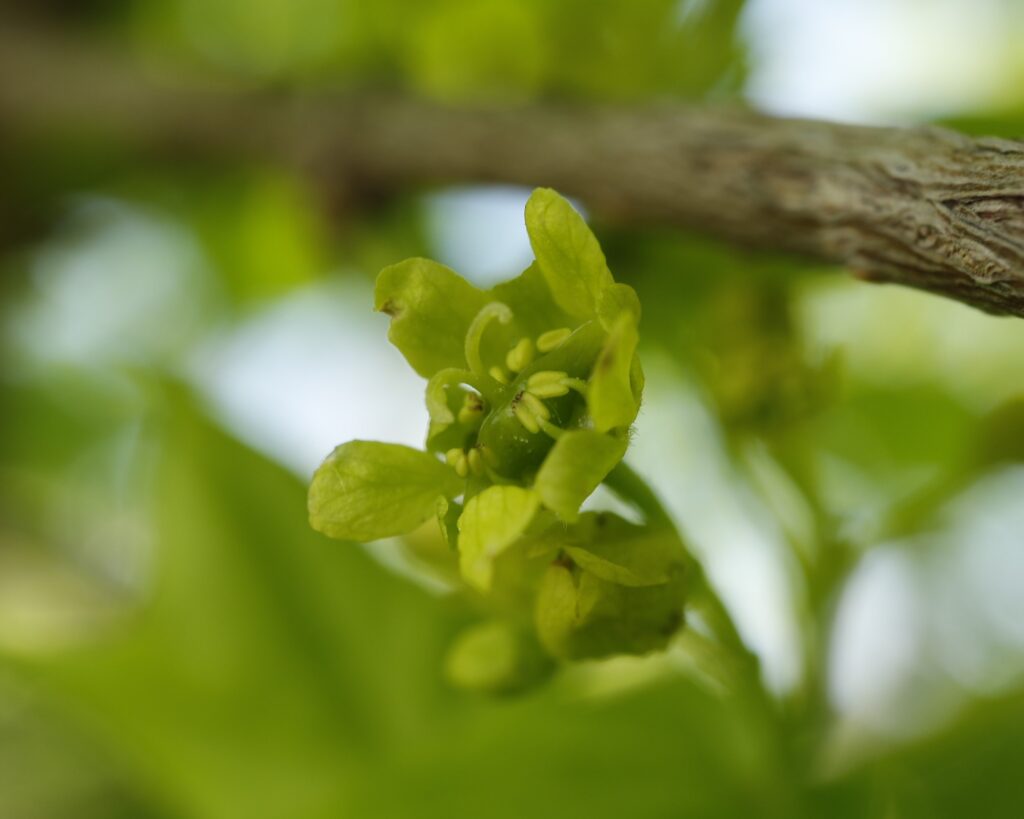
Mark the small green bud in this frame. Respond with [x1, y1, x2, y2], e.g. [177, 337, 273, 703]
[444, 620, 554, 696]
[445, 447, 469, 478]
[534, 561, 685, 661]
[505, 337, 535, 373]
[467, 446, 484, 476]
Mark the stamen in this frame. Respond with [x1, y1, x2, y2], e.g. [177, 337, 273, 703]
[488, 366, 509, 385]
[528, 370, 566, 387]
[527, 370, 570, 399]
[561, 377, 589, 396]
[537, 418, 565, 440]
[505, 337, 535, 373]
[536, 327, 572, 353]
[521, 391, 551, 421]
[528, 382, 569, 399]
[467, 447, 484, 476]
[514, 403, 541, 434]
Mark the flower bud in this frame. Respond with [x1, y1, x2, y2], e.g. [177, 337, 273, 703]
[534, 562, 685, 661]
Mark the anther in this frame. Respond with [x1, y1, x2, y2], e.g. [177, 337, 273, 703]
[488, 366, 509, 385]
[536, 327, 572, 353]
[467, 447, 484, 476]
[527, 370, 571, 399]
[521, 391, 551, 421]
[505, 337, 535, 373]
[445, 447, 469, 478]
[514, 403, 541, 434]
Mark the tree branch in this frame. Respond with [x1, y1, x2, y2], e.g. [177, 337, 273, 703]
[4, 21, 1024, 316]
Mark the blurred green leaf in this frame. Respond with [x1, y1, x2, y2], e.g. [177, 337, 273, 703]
[3, 392, 799, 819]
[833, 689, 1024, 819]
[443, 619, 553, 695]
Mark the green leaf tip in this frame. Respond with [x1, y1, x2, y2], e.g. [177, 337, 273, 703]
[525, 188, 613, 319]
[444, 620, 554, 696]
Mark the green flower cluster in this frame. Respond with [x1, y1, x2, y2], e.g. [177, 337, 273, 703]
[308, 188, 687, 692]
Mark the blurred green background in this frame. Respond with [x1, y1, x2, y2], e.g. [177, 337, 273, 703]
[3, 1, 1024, 817]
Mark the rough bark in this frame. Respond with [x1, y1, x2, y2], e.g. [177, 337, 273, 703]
[3, 22, 1024, 316]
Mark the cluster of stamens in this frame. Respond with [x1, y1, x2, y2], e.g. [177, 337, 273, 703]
[487, 327, 573, 386]
[509, 370, 588, 435]
[483, 325, 591, 438]
[446, 445, 485, 478]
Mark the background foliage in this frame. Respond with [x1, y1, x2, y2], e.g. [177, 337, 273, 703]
[3, 1, 1024, 817]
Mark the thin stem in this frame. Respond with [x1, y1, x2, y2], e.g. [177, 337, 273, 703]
[603, 461, 761, 687]
[603, 461, 673, 528]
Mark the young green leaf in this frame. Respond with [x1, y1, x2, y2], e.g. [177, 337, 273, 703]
[457, 485, 539, 590]
[309, 440, 462, 541]
[525, 188, 613, 319]
[588, 311, 641, 432]
[375, 257, 489, 377]
[534, 430, 627, 521]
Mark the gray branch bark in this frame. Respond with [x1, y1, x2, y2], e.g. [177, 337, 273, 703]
[3, 22, 1024, 316]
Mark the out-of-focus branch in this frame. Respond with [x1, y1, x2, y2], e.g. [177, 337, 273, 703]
[3, 21, 1024, 316]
